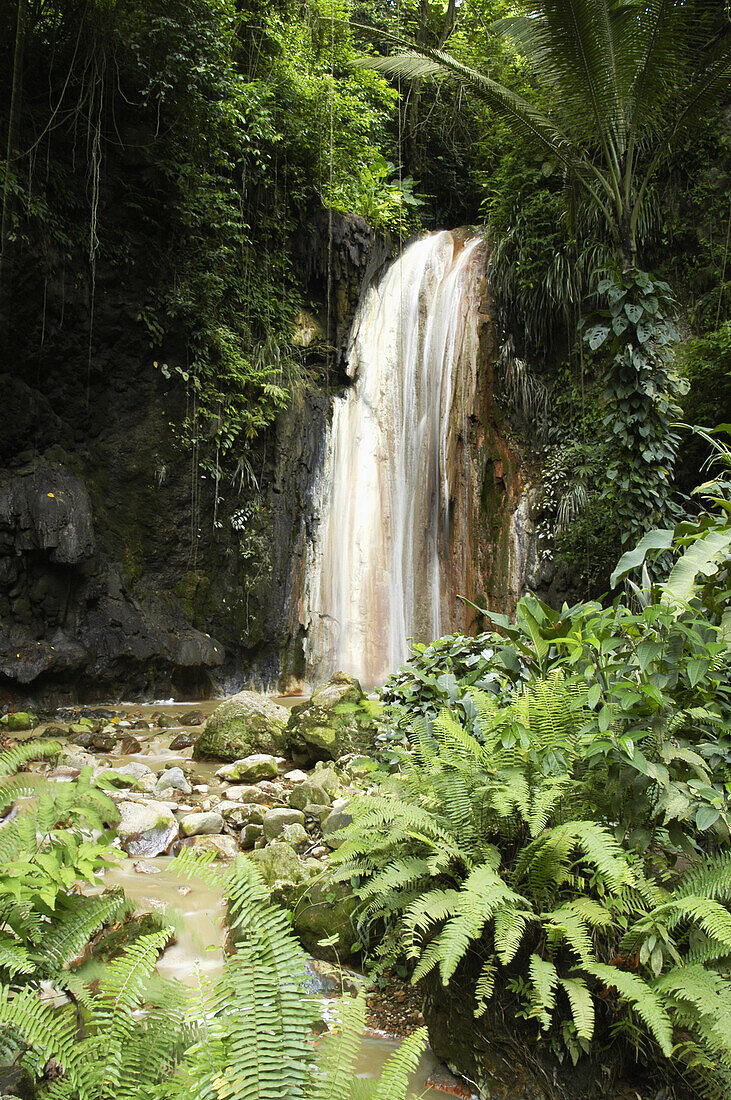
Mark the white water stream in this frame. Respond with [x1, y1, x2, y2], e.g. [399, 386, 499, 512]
[306, 231, 485, 687]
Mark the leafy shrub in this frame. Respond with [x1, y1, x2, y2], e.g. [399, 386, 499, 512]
[332, 685, 731, 1094]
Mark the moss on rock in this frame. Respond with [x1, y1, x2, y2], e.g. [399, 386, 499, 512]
[193, 691, 288, 761]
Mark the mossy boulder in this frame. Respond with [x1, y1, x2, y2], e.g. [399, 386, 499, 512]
[0, 712, 37, 731]
[193, 691, 288, 762]
[247, 841, 313, 887]
[290, 879, 359, 961]
[285, 672, 376, 764]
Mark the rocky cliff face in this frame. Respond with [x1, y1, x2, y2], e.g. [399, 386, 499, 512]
[0, 212, 389, 706]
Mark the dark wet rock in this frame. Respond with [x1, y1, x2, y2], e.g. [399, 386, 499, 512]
[169, 733, 194, 750]
[90, 734, 116, 753]
[119, 735, 142, 754]
[68, 729, 95, 748]
[179, 710, 204, 726]
[156, 714, 180, 729]
[193, 692, 288, 762]
[117, 800, 179, 857]
[285, 673, 376, 764]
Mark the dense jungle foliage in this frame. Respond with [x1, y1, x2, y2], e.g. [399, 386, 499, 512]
[1, 0, 728, 589]
[1, 1, 730, 1098]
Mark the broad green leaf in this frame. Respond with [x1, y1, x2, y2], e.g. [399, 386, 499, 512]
[610, 530, 673, 589]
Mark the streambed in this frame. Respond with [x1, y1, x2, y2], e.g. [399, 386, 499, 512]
[23, 698, 475, 1097]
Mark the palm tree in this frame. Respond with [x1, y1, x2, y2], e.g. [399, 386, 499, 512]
[364, 0, 730, 273]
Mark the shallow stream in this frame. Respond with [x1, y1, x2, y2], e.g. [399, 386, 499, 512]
[68, 699, 470, 1095]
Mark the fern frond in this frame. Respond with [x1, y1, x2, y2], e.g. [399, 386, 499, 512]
[559, 976, 595, 1040]
[528, 955, 559, 1029]
[584, 961, 674, 1057]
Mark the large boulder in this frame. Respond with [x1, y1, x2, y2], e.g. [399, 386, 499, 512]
[117, 800, 179, 857]
[285, 673, 377, 764]
[193, 691, 288, 761]
[290, 879, 359, 961]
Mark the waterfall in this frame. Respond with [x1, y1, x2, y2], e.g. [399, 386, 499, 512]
[305, 230, 486, 688]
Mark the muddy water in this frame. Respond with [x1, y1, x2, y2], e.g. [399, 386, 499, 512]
[101, 858, 451, 1093]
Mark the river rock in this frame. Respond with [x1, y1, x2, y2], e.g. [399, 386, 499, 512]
[303, 803, 331, 823]
[239, 823, 263, 850]
[284, 769, 309, 783]
[290, 879, 359, 960]
[248, 841, 311, 886]
[99, 763, 157, 792]
[310, 764, 341, 798]
[289, 780, 331, 811]
[169, 733, 194, 750]
[262, 807, 305, 840]
[193, 691, 288, 761]
[119, 735, 142, 754]
[180, 811, 223, 837]
[280, 823, 310, 851]
[1, 711, 36, 731]
[180, 834, 238, 860]
[179, 710, 204, 726]
[220, 783, 269, 804]
[216, 755, 278, 783]
[156, 767, 192, 795]
[117, 800, 178, 857]
[322, 799, 353, 848]
[59, 748, 96, 770]
[157, 714, 180, 729]
[217, 801, 265, 827]
[285, 673, 376, 764]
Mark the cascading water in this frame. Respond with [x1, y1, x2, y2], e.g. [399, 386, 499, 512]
[305, 230, 486, 687]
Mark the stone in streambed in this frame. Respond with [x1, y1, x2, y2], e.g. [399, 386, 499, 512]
[322, 799, 353, 848]
[220, 783, 273, 804]
[289, 781, 331, 811]
[239, 823, 263, 850]
[284, 673, 376, 764]
[281, 823, 310, 851]
[217, 801, 264, 827]
[247, 841, 311, 886]
[0, 711, 36, 731]
[180, 834, 238, 860]
[156, 767, 192, 795]
[180, 811, 223, 837]
[59, 748, 96, 770]
[169, 733, 194, 750]
[216, 755, 278, 783]
[157, 714, 180, 729]
[262, 807, 305, 840]
[193, 692, 288, 762]
[117, 800, 178, 857]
